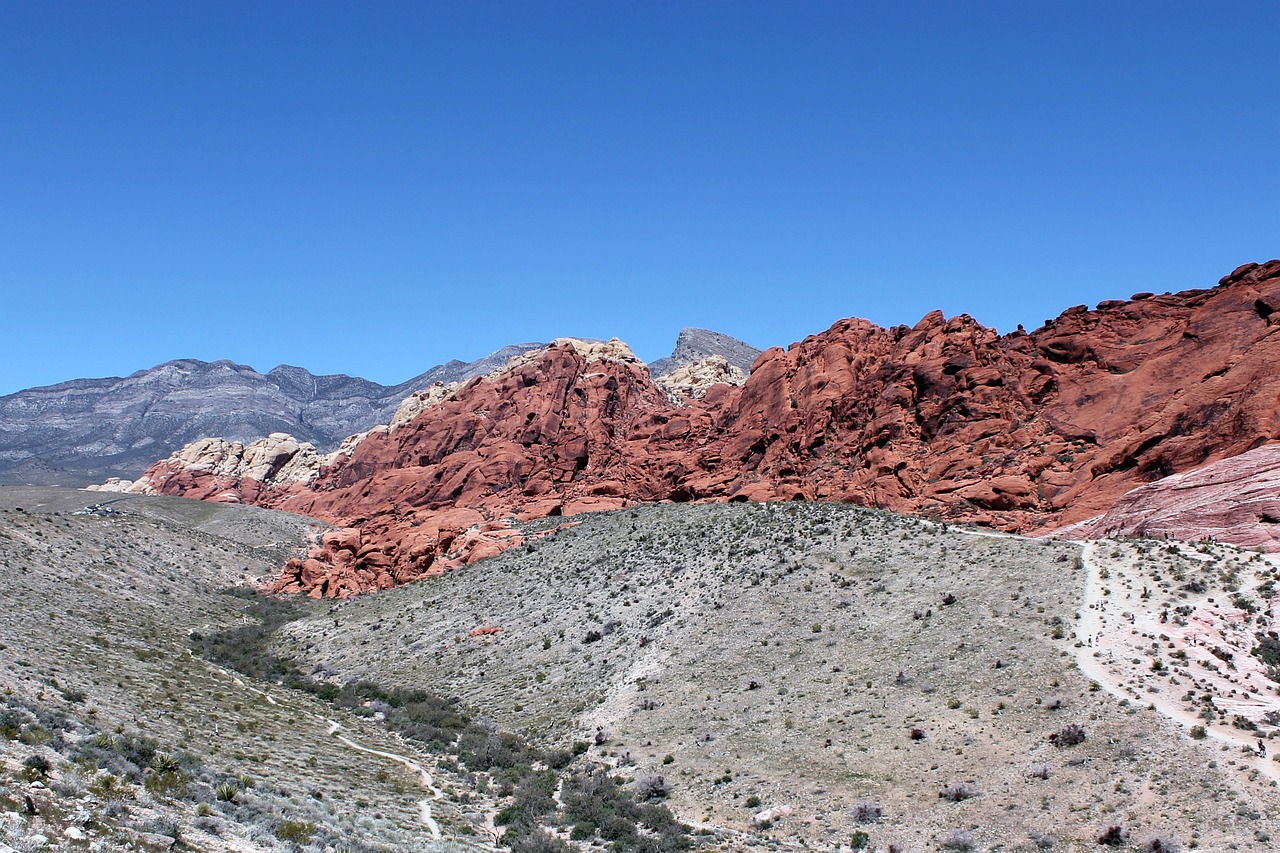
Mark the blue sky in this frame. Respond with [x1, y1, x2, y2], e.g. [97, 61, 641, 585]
[2, 2, 1277, 395]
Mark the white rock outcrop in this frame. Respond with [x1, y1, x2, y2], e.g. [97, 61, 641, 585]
[654, 355, 747, 402]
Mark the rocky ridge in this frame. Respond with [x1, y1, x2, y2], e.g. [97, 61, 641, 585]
[0, 343, 545, 486]
[648, 326, 762, 377]
[131, 261, 1280, 596]
[654, 355, 748, 401]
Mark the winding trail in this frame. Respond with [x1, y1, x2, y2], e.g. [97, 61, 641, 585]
[189, 647, 445, 837]
[1072, 540, 1280, 784]
[947, 525, 1280, 783]
[326, 720, 443, 839]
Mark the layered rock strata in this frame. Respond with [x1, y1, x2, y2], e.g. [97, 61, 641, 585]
[1057, 443, 1280, 552]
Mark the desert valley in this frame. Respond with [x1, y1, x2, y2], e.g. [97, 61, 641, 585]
[1, 261, 1280, 852]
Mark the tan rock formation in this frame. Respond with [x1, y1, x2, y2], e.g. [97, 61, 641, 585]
[654, 355, 747, 401]
[389, 383, 461, 431]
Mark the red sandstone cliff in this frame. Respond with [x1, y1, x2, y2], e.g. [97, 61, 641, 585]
[133, 261, 1280, 596]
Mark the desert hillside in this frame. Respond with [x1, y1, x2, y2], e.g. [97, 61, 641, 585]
[5, 490, 1280, 850]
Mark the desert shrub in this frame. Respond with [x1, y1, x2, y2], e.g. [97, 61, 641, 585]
[560, 770, 690, 851]
[509, 829, 572, 853]
[496, 803, 532, 828]
[276, 819, 314, 844]
[72, 729, 162, 780]
[141, 816, 180, 839]
[1029, 831, 1055, 848]
[1049, 723, 1086, 747]
[143, 769, 188, 799]
[636, 774, 669, 800]
[457, 724, 533, 771]
[1190, 725, 1208, 739]
[22, 754, 50, 778]
[497, 770, 558, 828]
[543, 747, 574, 770]
[215, 782, 239, 802]
[939, 782, 975, 802]
[1254, 633, 1280, 666]
[18, 724, 49, 745]
[1143, 836, 1182, 852]
[851, 800, 882, 823]
[1097, 825, 1126, 846]
[850, 830, 871, 849]
[940, 830, 975, 851]
[88, 772, 132, 802]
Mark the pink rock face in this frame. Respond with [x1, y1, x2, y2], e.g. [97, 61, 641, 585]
[1062, 443, 1280, 552]
[132, 261, 1280, 595]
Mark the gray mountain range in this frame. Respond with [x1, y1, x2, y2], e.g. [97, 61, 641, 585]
[0, 329, 759, 486]
[0, 344, 542, 486]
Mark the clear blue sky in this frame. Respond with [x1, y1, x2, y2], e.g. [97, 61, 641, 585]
[2, 1, 1277, 395]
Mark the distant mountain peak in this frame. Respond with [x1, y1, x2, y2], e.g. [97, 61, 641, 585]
[0, 343, 548, 486]
[649, 328, 762, 378]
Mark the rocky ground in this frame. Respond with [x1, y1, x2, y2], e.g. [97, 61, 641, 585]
[274, 500, 1280, 851]
[5, 488, 1280, 851]
[1074, 536, 1280, 770]
[0, 487, 487, 852]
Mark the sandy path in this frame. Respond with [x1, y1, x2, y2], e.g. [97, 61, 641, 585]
[190, 648, 445, 838]
[327, 720, 443, 839]
[1073, 540, 1280, 784]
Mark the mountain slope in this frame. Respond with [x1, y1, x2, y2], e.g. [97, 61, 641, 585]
[0, 343, 544, 486]
[272, 500, 1280, 850]
[5, 489, 1278, 851]
[648, 328, 762, 377]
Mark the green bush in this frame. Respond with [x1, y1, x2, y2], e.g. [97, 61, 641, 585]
[143, 769, 188, 799]
[276, 819, 315, 844]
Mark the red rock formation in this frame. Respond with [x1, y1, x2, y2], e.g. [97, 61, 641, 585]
[132, 262, 1280, 595]
[1056, 443, 1280, 552]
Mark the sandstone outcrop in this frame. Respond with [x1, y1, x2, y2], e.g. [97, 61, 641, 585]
[1057, 443, 1280, 552]
[389, 383, 460, 431]
[654, 355, 747, 401]
[132, 261, 1280, 596]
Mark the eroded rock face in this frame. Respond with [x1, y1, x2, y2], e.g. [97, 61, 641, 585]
[1056, 443, 1280, 552]
[133, 261, 1280, 595]
[389, 383, 460, 431]
[655, 355, 747, 401]
[127, 432, 344, 503]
